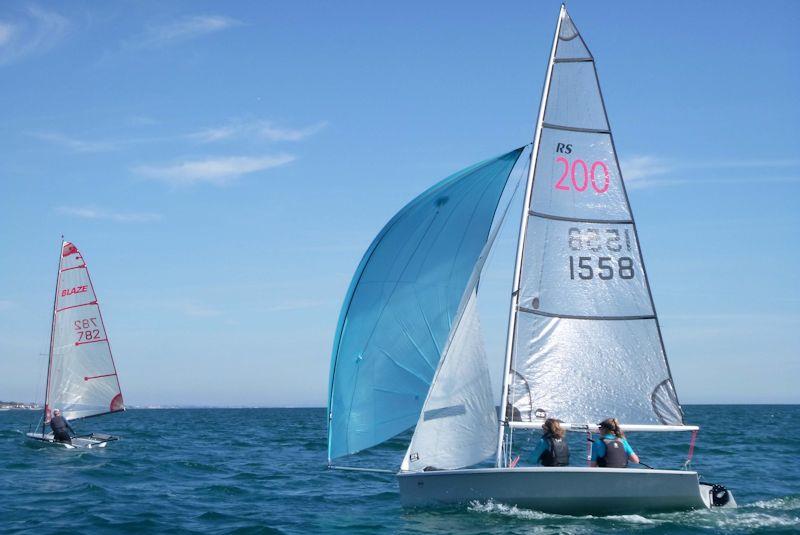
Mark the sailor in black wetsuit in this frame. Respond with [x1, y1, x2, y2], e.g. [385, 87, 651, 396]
[591, 418, 640, 468]
[50, 409, 75, 444]
[531, 418, 570, 466]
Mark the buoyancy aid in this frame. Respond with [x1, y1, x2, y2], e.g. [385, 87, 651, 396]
[540, 434, 570, 466]
[597, 437, 628, 468]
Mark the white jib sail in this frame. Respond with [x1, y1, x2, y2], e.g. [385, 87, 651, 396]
[507, 9, 682, 427]
[402, 289, 497, 471]
[45, 241, 124, 422]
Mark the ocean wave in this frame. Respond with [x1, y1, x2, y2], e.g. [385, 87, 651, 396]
[751, 495, 800, 511]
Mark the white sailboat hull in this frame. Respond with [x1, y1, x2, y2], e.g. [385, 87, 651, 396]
[25, 432, 118, 449]
[398, 467, 734, 514]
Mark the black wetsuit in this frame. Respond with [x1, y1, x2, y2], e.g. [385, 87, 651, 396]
[540, 433, 570, 467]
[50, 415, 74, 443]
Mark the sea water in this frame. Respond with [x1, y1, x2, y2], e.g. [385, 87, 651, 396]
[1, 405, 797, 534]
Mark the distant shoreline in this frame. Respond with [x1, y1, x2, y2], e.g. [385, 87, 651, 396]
[0, 402, 40, 410]
[3, 403, 796, 411]
[123, 403, 800, 410]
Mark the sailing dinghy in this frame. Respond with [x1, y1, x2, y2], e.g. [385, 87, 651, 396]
[327, 5, 735, 514]
[26, 240, 124, 449]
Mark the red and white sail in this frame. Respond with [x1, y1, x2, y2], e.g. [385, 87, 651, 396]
[44, 241, 124, 422]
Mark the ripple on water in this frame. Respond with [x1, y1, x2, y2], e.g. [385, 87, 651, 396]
[1, 406, 799, 533]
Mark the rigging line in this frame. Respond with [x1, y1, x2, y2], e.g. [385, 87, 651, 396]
[517, 306, 655, 321]
[553, 58, 593, 63]
[529, 211, 633, 225]
[43, 236, 64, 427]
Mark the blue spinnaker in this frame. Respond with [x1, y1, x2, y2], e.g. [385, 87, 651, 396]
[328, 148, 524, 460]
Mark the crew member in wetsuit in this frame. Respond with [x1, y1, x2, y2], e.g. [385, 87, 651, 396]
[531, 418, 570, 466]
[590, 418, 640, 468]
[50, 409, 75, 444]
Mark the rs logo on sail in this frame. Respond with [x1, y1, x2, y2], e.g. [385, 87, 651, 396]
[61, 285, 88, 297]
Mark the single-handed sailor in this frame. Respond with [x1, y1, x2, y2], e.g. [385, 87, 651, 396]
[50, 409, 75, 444]
[530, 418, 570, 466]
[591, 418, 640, 468]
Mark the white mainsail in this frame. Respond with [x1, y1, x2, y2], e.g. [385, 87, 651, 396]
[502, 8, 683, 429]
[44, 241, 124, 422]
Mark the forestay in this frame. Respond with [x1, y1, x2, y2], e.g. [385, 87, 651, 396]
[328, 149, 523, 461]
[45, 241, 124, 422]
[506, 9, 683, 427]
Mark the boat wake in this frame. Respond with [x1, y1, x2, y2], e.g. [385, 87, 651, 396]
[468, 500, 654, 524]
[469, 496, 800, 531]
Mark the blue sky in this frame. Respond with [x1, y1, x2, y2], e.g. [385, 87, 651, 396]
[0, 1, 797, 407]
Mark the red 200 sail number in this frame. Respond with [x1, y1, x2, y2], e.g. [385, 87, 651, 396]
[554, 157, 610, 193]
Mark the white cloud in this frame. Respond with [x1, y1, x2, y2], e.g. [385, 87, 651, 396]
[266, 299, 329, 312]
[619, 155, 675, 189]
[130, 15, 241, 49]
[188, 125, 239, 143]
[134, 154, 295, 186]
[621, 155, 800, 190]
[57, 206, 162, 223]
[31, 131, 117, 153]
[188, 120, 328, 144]
[0, 22, 14, 46]
[259, 121, 328, 142]
[0, 6, 70, 66]
[0, 300, 13, 312]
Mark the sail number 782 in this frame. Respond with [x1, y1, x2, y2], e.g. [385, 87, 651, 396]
[74, 317, 100, 342]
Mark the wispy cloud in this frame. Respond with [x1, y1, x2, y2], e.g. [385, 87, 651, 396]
[134, 154, 295, 186]
[0, 6, 70, 66]
[57, 206, 162, 223]
[0, 300, 13, 312]
[188, 120, 328, 143]
[130, 15, 241, 49]
[0, 23, 13, 46]
[622, 155, 800, 190]
[260, 122, 328, 142]
[32, 119, 326, 153]
[31, 131, 117, 153]
[266, 299, 330, 313]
